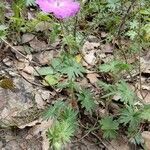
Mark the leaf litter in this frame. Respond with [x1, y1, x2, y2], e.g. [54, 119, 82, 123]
[0, 1, 150, 150]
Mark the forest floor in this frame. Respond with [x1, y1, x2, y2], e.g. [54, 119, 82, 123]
[0, 0, 150, 150]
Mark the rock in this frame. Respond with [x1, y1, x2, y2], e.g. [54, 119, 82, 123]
[142, 131, 150, 150]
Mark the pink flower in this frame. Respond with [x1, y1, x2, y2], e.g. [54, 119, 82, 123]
[36, 0, 80, 19]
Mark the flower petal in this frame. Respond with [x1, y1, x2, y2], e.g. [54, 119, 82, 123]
[36, 0, 80, 19]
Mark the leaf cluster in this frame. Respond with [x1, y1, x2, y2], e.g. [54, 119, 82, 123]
[43, 101, 78, 150]
[99, 60, 131, 75]
[0, 25, 8, 40]
[35, 54, 85, 81]
[100, 116, 119, 139]
[77, 89, 96, 113]
[99, 80, 135, 106]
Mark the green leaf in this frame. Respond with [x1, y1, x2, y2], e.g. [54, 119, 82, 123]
[61, 57, 85, 80]
[77, 89, 96, 113]
[98, 80, 136, 106]
[25, 0, 35, 6]
[46, 104, 77, 149]
[119, 107, 141, 128]
[33, 67, 54, 76]
[62, 34, 79, 53]
[50, 23, 61, 43]
[140, 8, 150, 15]
[0, 25, 8, 40]
[126, 30, 138, 40]
[59, 107, 78, 125]
[43, 101, 66, 120]
[116, 81, 135, 105]
[47, 120, 76, 150]
[43, 74, 59, 86]
[129, 20, 139, 30]
[140, 105, 150, 121]
[98, 81, 116, 92]
[51, 57, 63, 72]
[0, 25, 8, 30]
[100, 116, 119, 139]
[99, 60, 130, 74]
[127, 128, 143, 145]
[57, 80, 80, 92]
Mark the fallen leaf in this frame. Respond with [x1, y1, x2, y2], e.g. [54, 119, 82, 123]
[33, 51, 54, 65]
[83, 50, 96, 66]
[20, 71, 35, 81]
[107, 137, 129, 150]
[35, 21, 51, 32]
[29, 38, 47, 52]
[82, 41, 100, 53]
[100, 31, 108, 38]
[101, 43, 113, 54]
[22, 33, 35, 44]
[136, 90, 150, 104]
[43, 74, 59, 86]
[141, 57, 150, 74]
[87, 73, 99, 84]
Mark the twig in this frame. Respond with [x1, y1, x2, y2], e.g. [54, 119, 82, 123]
[113, 0, 137, 82]
[1, 38, 40, 66]
[117, 0, 137, 39]
[73, 16, 78, 39]
[137, 0, 145, 100]
[91, 132, 117, 150]
[72, 117, 99, 143]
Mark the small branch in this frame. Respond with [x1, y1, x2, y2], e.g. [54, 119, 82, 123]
[73, 16, 78, 40]
[137, 0, 144, 100]
[113, 0, 137, 82]
[1, 38, 40, 66]
[117, 0, 137, 38]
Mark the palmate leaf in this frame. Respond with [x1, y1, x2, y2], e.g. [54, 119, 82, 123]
[47, 120, 76, 150]
[51, 55, 85, 80]
[59, 107, 78, 124]
[128, 129, 143, 145]
[100, 116, 119, 139]
[99, 60, 131, 74]
[43, 101, 66, 120]
[77, 89, 96, 113]
[98, 80, 135, 105]
[140, 104, 150, 121]
[57, 80, 80, 92]
[116, 81, 135, 106]
[61, 57, 85, 80]
[46, 104, 77, 149]
[126, 30, 138, 40]
[118, 107, 141, 128]
[98, 81, 117, 98]
[127, 126, 144, 145]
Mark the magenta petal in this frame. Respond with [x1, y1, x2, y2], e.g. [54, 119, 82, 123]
[36, 0, 53, 13]
[36, 0, 80, 19]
